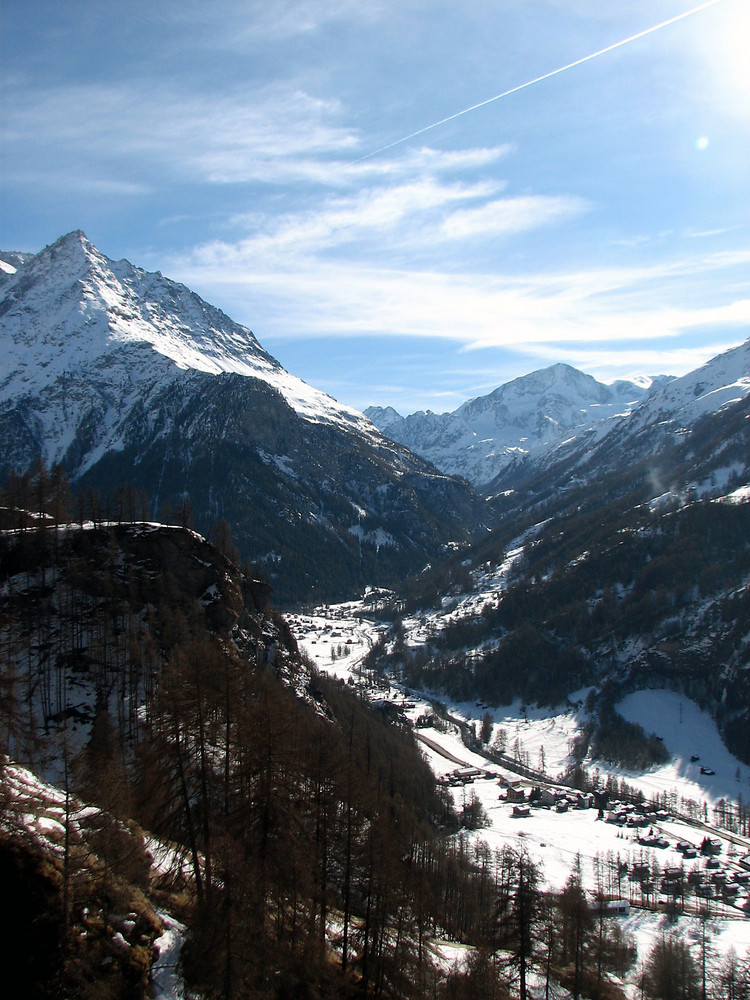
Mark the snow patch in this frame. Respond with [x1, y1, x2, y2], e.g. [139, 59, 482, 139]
[717, 484, 750, 505]
[348, 525, 396, 549]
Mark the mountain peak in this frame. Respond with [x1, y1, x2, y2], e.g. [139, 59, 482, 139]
[0, 231, 377, 437]
[363, 404, 403, 430]
[7, 229, 97, 285]
[54, 228, 89, 248]
[367, 362, 658, 486]
[44, 229, 100, 270]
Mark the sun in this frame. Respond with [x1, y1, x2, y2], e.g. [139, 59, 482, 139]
[703, 0, 750, 116]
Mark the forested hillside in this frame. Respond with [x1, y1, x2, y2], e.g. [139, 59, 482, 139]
[0, 464, 685, 999]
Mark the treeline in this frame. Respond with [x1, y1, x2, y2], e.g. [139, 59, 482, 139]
[586, 708, 669, 771]
[0, 459, 240, 561]
[132, 642, 465, 998]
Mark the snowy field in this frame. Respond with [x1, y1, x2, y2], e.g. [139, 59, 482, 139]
[288, 601, 750, 994]
[613, 689, 749, 804]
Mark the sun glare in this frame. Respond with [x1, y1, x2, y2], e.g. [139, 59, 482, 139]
[705, 3, 750, 115]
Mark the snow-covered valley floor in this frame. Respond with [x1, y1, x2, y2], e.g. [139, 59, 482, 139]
[288, 601, 750, 996]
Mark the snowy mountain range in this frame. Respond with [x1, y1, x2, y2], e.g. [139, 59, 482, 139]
[366, 364, 667, 487]
[0, 232, 486, 604]
[491, 336, 750, 516]
[2, 230, 749, 605]
[366, 350, 750, 490]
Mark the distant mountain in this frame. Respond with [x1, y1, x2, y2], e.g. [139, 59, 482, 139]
[0, 232, 487, 604]
[366, 363, 668, 487]
[485, 337, 750, 506]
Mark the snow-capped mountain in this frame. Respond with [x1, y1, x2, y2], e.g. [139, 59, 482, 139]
[0, 230, 375, 458]
[0, 232, 486, 604]
[366, 364, 666, 487]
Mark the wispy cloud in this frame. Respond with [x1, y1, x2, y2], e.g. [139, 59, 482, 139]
[3, 66, 514, 195]
[439, 194, 588, 240]
[167, 0, 385, 46]
[171, 244, 750, 370]
[521, 339, 749, 383]
[4, 169, 150, 197]
[2, 79, 359, 188]
[217, 178, 504, 260]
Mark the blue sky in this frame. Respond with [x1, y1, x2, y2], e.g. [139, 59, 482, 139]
[2, 0, 749, 413]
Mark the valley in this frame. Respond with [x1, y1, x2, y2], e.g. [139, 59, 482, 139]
[290, 597, 750, 991]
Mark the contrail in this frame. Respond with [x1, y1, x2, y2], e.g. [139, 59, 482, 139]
[355, 0, 723, 163]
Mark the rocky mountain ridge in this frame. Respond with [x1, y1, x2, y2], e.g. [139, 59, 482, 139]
[0, 231, 375, 449]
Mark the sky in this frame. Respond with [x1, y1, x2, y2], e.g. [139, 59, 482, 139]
[2, 0, 749, 414]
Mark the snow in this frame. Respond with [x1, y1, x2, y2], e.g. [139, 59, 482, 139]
[258, 451, 297, 478]
[626, 339, 750, 436]
[152, 911, 187, 1000]
[145, 837, 196, 881]
[648, 491, 681, 512]
[720, 484, 750, 505]
[367, 362, 654, 487]
[288, 605, 384, 681]
[36, 815, 66, 837]
[1, 759, 189, 997]
[610, 690, 749, 805]
[347, 524, 396, 548]
[368, 340, 750, 489]
[427, 939, 473, 974]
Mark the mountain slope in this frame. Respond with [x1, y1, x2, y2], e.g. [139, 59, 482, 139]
[366, 363, 663, 487]
[0, 231, 375, 448]
[0, 504, 490, 1000]
[0, 232, 487, 604]
[377, 352, 750, 765]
